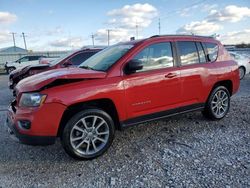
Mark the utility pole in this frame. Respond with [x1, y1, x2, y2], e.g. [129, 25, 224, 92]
[21, 32, 27, 50]
[10, 32, 17, 51]
[107, 29, 111, 46]
[158, 18, 161, 35]
[91, 33, 95, 47]
[135, 20, 138, 39]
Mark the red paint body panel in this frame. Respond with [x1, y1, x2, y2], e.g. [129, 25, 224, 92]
[8, 102, 66, 136]
[8, 36, 240, 139]
[16, 67, 107, 93]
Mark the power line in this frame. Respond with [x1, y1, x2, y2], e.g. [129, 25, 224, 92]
[160, 0, 208, 20]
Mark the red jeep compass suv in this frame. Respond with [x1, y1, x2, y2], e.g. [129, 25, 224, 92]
[6, 35, 240, 160]
[8, 48, 102, 90]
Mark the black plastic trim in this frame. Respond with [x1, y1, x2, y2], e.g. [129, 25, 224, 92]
[121, 103, 204, 128]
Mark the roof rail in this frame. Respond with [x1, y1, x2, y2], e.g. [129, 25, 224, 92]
[81, 45, 107, 50]
[150, 34, 215, 39]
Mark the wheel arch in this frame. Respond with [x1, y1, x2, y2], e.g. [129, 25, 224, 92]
[210, 80, 233, 98]
[239, 65, 246, 71]
[238, 65, 246, 79]
[57, 98, 121, 137]
[6, 66, 16, 72]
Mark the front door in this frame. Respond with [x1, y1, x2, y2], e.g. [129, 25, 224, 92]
[122, 42, 181, 119]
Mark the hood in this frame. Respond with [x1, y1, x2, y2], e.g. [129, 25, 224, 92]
[16, 67, 107, 93]
[11, 64, 50, 79]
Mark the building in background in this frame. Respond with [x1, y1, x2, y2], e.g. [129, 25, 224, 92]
[0, 46, 28, 53]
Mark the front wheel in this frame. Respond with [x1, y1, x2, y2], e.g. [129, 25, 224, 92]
[7, 67, 16, 74]
[61, 108, 115, 160]
[202, 86, 230, 120]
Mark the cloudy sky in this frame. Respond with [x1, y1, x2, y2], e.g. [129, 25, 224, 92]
[0, 0, 250, 51]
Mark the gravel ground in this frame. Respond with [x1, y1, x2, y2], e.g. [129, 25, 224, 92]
[0, 74, 249, 188]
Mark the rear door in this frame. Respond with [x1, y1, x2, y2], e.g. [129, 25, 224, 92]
[123, 41, 181, 119]
[177, 41, 208, 106]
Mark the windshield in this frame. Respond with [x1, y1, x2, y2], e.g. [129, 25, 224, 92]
[49, 51, 73, 65]
[78, 44, 134, 71]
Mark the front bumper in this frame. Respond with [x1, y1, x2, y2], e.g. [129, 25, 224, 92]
[5, 101, 66, 145]
[8, 79, 14, 90]
[5, 114, 56, 145]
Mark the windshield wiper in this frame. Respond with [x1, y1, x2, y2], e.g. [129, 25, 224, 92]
[79, 65, 96, 70]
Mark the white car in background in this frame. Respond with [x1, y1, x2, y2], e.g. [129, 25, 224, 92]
[4, 55, 46, 74]
[229, 51, 250, 79]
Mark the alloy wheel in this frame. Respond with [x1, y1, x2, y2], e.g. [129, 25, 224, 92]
[211, 90, 229, 118]
[70, 115, 110, 155]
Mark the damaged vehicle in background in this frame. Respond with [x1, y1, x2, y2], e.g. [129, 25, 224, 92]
[5, 35, 240, 160]
[5, 55, 48, 74]
[8, 48, 103, 90]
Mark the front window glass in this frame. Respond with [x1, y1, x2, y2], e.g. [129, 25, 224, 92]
[132, 42, 174, 72]
[19, 57, 29, 62]
[79, 44, 133, 71]
[70, 52, 97, 66]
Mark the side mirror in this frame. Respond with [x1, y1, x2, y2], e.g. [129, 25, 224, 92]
[63, 60, 73, 67]
[124, 59, 143, 74]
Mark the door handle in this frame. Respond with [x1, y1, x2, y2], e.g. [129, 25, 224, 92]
[165, 73, 177, 78]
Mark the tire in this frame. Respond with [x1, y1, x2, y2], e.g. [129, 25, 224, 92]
[7, 67, 15, 74]
[202, 86, 230, 120]
[61, 108, 115, 160]
[239, 66, 245, 80]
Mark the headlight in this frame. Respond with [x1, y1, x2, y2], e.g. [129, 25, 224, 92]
[19, 93, 47, 107]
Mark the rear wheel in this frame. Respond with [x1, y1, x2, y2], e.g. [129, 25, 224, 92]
[61, 108, 115, 160]
[239, 66, 245, 80]
[202, 86, 230, 120]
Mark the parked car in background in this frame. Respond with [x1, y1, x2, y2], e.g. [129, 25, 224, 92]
[8, 48, 102, 89]
[39, 57, 59, 64]
[229, 51, 250, 79]
[5, 35, 239, 160]
[5, 55, 47, 74]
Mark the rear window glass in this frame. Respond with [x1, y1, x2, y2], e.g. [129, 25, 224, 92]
[204, 42, 218, 62]
[177, 41, 199, 66]
[70, 52, 97, 65]
[196, 42, 206, 63]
